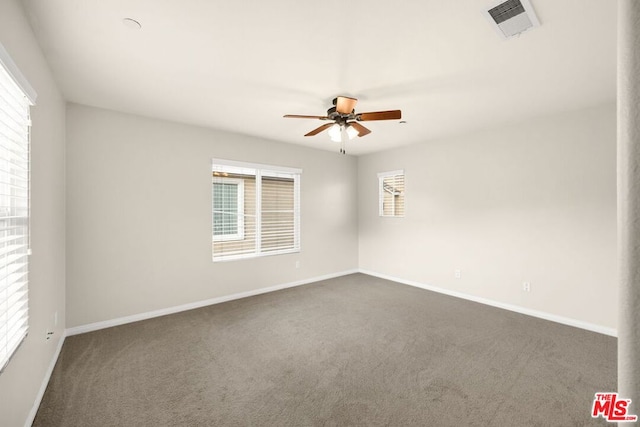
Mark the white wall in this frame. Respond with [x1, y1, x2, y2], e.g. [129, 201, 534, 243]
[0, 1, 67, 426]
[358, 104, 617, 330]
[0, 4, 618, 422]
[65, 104, 359, 328]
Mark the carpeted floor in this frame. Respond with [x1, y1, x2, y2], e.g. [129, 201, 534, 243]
[33, 273, 616, 426]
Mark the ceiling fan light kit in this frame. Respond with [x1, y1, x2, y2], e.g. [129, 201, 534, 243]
[328, 123, 341, 142]
[328, 123, 358, 143]
[346, 124, 359, 140]
[284, 96, 402, 154]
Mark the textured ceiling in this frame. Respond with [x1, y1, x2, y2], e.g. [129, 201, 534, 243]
[21, 0, 616, 155]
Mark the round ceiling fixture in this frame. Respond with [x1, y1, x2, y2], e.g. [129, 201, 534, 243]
[122, 18, 142, 30]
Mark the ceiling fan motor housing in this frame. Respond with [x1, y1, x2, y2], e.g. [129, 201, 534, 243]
[327, 106, 355, 122]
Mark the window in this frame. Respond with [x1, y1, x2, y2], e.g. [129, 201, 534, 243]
[212, 178, 244, 241]
[212, 159, 301, 261]
[0, 43, 36, 373]
[378, 170, 405, 217]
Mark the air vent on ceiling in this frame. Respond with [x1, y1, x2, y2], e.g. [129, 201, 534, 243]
[483, 0, 540, 39]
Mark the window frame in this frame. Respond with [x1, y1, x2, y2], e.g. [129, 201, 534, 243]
[212, 177, 245, 242]
[211, 159, 301, 262]
[378, 170, 405, 218]
[0, 42, 36, 374]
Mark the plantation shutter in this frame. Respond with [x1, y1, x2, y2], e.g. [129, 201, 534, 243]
[212, 160, 300, 261]
[378, 170, 405, 217]
[0, 44, 34, 372]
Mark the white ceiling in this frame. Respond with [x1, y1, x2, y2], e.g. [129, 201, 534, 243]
[20, 0, 616, 155]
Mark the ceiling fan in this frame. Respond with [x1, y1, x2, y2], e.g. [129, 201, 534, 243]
[284, 96, 402, 154]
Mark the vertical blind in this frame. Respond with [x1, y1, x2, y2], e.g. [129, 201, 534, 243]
[212, 160, 301, 261]
[378, 170, 405, 217]
[0, 59, 31, 372]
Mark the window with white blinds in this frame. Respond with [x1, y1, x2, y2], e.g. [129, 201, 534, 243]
[212, 159, 301, 261]
[0, 46, 34, 373]
[378, 170, 405, 217]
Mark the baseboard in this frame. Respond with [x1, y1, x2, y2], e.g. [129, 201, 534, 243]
[25, 267, 613, 426]
[66, 269, 359, 336]
[25, 332, 66, 427]
[359, 269, 617, 337]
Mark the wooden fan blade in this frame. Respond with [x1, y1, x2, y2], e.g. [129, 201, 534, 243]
[336, 96, 358, 114]
[357, 110, 402, 121]
[284, 114, 329, 120]
[349, 122, 371, 137]
[304, 123, 334, 137]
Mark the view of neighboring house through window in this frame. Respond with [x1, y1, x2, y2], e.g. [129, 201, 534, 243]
[378, 170, 405, 217]
[0, 43, 36, 373]
[212, 159, 301, 261]
[212, 177, 244, 241]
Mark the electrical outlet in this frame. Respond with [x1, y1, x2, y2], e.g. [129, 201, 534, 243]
[523, 282, 531, 292]
[295, 261, 300, 269]
[45, 331, 54, 341]
[454, 269, 461, 279]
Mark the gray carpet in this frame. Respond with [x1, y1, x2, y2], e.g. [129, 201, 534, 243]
[33, 273, 616, 426]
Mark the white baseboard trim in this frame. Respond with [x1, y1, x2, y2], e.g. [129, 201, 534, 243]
[66, 269, 359, 337]
[25, 332, 66, 427]
[359, 269, 617, 337]
[23, 267, 613, 426]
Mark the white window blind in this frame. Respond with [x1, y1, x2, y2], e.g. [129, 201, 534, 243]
[378, 170, 405, 217]
[212, 160, 301, 261]
[0, 50, 32, 373]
